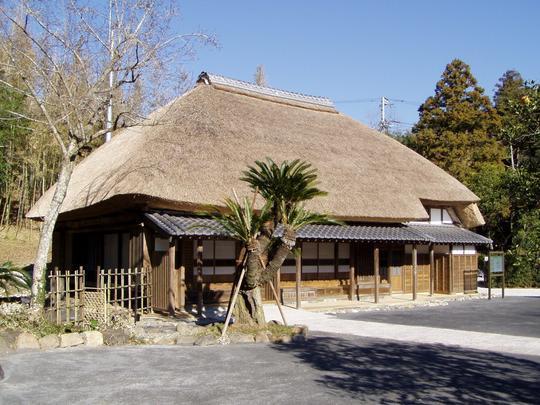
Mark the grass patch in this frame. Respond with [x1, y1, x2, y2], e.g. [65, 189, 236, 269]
[201, 322, 295, 338]
[0, 303, 84, 337]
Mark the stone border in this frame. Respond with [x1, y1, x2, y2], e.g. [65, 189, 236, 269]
[0, 330, 103, 354]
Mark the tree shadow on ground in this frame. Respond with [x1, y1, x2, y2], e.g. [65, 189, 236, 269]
[271, 334, 540, 404]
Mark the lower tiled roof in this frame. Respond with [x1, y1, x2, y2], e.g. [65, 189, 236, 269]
[144, 213, 492, 246]
[407, 224, 492, 245]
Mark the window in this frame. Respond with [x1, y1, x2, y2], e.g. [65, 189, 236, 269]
[429, 208, 453, 224]
[451, 245, 477, 255]
[193, 239, 236, 276]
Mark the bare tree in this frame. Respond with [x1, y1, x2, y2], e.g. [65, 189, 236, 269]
[0, 0, 215, 309]
[254, 64, 267, 86]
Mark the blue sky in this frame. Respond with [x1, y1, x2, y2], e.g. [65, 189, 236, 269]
[178, 0, 539, 131]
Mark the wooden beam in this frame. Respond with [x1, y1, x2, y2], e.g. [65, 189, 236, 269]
[349, 243, 356, 301]
[295, 246, 302, 309]
[429, 244, 435, 296]
[179, 265, 186, 309]
[374, 246, 380, 303]
[168, 240, 176, 316]
[412, 244, 418, 301]
[196, 239, 204, 316]
[449, 245, 454, 294]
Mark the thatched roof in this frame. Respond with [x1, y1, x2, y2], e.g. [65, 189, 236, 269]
[28, 72, 484, 226]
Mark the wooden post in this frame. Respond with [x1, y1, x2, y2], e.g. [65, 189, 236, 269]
[179, 265, 186, 309]
[374, 246, 380, 304]
[268, 280, 287, 326]
[220, 266, 246, 340]
[196, 239, 204, 316]
[55, 268, 60, 324]
[449, 246, 454, 294]
[168, 240, 176, 316]
[349, 243, 355, 301]
[295, 246, 302, 309]
[412, 244, 418, 301]
[429, 244, 435, 296]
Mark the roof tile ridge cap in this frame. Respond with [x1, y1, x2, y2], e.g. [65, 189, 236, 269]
[203, 71, 334, 107]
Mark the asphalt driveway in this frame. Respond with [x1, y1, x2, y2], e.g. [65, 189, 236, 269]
[338, 297, 540, 338]
[1, 334, 539, 404]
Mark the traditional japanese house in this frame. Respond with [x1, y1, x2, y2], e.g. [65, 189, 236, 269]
[27, 72, 491, 312]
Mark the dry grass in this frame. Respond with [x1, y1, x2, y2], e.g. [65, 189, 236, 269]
[0, 226, 40, 267]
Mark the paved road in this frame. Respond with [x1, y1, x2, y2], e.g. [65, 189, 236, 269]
[1, 335, 539, 404]
[338, 297, 540, 338]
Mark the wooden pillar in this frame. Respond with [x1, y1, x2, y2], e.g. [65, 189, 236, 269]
[449, 245, 454, 294]
[374, 246, 380, 303]
[295, 246, 302, 309]
[349, 243, 356, 301]
[196, 239, 204, 316]
[412, 244, 418, 301]
[168, 240, 176, 316]
[429, 244, 435, 296]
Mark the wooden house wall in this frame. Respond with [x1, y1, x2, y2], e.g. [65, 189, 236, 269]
[452, 254, 478, 292]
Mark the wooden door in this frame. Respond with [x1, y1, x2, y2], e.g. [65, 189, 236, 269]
[434, 254, 450, 293]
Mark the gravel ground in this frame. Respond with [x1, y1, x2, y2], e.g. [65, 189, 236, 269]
[1, 334, 539, 404]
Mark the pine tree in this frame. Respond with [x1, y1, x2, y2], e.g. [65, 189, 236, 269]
[494, 70, 525, 112]
[410, 59, 504, 183]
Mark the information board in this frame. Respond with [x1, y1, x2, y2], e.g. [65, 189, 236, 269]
[490, 253, 505, 274]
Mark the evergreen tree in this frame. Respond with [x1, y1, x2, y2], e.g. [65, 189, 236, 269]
[494, 70, 525, 112]
[410, 59, 504, 183]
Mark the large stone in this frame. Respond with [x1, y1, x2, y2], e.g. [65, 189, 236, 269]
[277, 335, 292, 344]
[81, 331, 103, 347]
[176, 335, 197, 346]
[59, 333, 84, 348]
[151, 333, 178, 345]
[0, 329, 18, 355]
[176, 322, 205, 336]
[292, 325, 309, 337]
[228, 332, 255, 344]
[194, 334, 217, 346]
[102, 329, 131, 346]
[292, 334, 306, 343]
[39, 334, 60, 350]
[254, 331, 270, 344]
[15, 332, 40, 351]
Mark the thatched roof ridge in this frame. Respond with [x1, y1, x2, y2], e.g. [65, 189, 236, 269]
[28, 73, 483, 225]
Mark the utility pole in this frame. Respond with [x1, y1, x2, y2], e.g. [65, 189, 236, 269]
[378, 96, 390, 133]
[105, 0, 114, 143]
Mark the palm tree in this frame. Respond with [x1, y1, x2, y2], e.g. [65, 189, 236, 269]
[210, 159, 335, 325]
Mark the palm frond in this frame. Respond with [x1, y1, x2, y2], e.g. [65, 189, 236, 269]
[241, 158, 327, 209]
[284, 204, 342, 231]
[0, 261, 31, 295]
[207, 197, 272, 243]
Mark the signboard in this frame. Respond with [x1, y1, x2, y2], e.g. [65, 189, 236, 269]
[488, 251, 505, 299]
[489, 252, 505, 274]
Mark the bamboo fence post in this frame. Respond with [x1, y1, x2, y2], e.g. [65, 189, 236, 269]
[268, 280, 287, 326]
[127, 268, 132, 311]
[139, 268, 144, 315]
[55, 268, 60, 324]
[120, 268, 124, 306]
[66, 270, 71, 323]
[74, 268, 79, 323]
[107, 269, 112, 305]
[114, 269, 118, 303]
